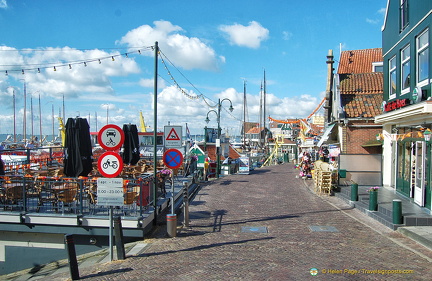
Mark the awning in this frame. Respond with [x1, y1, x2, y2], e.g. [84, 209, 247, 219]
[361, 139, 382, 147]
[317, 124, 336, 147]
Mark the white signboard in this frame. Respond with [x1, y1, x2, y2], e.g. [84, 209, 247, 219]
[97, 178, 124, 206]
[238, 156, 250, 175]
[164, 125, 182, 148]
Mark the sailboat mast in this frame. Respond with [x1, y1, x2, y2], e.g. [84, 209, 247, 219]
[23, 81, 27, 142]
[13, 89, 16, 142]
[263, 69, 266, 150]
[243, 80, 246, 148]
[39, 94, 42, 145]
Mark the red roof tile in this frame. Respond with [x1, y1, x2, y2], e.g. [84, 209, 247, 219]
[337, 48, 382, 74]
[339, 73, 383, 94]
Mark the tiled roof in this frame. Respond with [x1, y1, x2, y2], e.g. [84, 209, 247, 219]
[339, 73, 383, 94]
[198, 144, 241, 161]
[246, 127, 265, 134]
[340, 72, 383, 118]
[337, 48, 382, 74]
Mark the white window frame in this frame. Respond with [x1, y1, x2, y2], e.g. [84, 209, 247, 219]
[372, 62, 383, 72]
[389, 56, 397, 100]
[416, 29, 429, 87]
[400, 0, 409, 32]
[401, 44, 410, 95]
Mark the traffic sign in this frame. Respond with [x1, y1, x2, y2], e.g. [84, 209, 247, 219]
[163, 148, 184, 169]
[98, 124, 125, 151]
[96, 178, 124, 207]
[98, 151, 124, 178]
[164, 125, 182, 148]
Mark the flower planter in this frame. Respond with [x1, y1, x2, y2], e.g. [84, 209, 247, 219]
[368, 190, 378, 211]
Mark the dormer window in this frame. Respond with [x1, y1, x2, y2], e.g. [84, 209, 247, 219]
[372, 62, 383, 72]
[400, 0, 409, 32]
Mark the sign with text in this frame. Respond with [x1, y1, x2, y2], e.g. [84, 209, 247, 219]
[164, 125, 182, 148]
[97, 178, 124, 207]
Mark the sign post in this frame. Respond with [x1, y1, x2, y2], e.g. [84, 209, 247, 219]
[162, 148, 184, 237]
[96, 124, 125, 261]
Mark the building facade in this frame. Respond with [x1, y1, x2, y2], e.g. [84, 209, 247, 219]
[375, 0, 432, 209]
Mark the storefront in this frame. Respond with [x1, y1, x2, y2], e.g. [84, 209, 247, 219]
[376, 101, 432, 210]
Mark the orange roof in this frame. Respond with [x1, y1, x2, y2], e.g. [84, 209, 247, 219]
[246, 127, 265, 134]
[337, 48, 382, 74]
[339, 73, 383, 94]
[339, 72, 383, 118]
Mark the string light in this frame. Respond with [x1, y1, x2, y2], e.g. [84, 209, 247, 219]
[53, 66, 56, 71]
[84, 62, 87, 67]
[0, 46, 152, 74]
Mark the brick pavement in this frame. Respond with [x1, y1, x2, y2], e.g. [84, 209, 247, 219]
[51, 163, 432, 280]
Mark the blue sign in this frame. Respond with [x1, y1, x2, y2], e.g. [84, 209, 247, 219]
[163, 149, 184, 169]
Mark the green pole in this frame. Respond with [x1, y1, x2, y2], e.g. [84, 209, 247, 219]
[392, 199, 403, 224]
[216, 99, 221, 178]
[350, 183, 358, 201]
[368, 190, 378, 211]
[153, 41, 158, 215]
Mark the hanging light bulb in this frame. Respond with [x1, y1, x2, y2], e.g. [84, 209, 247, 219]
[98, 59, 101, 64]
[53, 66, 56, 71]
[22, 69, 25, 75]
[138, 50, 141, 54]
[5, 70, 8, 76]
[125, 53, 128, 58]
[111, 56, 115, 61]
[37, 68, 40, 73]
[69, 64, 72, 69]
[84, 62, 87, 67]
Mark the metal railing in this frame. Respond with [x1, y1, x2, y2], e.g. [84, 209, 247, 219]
[0, 175, 154, 217]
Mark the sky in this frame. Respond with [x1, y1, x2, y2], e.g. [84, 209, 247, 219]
[0, 0, 387, 139]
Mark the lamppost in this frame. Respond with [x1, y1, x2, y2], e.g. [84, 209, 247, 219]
[205, 98, 233, 178]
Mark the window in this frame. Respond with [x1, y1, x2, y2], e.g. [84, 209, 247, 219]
[400, 0, 409, 32]
[401, 45, 410, 94]
[372, 62, 383, 72]
[417, 29, 429, 85]
[389, 56, 397, 99]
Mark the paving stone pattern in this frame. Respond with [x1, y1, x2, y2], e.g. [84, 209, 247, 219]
[51, 164, 432, 280]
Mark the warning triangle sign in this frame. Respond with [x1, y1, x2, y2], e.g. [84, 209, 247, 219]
[166, 128, 180, 141]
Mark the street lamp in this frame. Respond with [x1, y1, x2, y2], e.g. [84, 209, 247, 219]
[205, 98, 234, 178]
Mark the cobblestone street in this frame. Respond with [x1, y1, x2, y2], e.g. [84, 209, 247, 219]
[52, 164, 432, 280]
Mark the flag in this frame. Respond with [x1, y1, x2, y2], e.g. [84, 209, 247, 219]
[186, 123, 191, 140]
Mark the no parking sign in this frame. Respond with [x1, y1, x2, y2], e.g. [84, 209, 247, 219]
[163, 149, 184, 169]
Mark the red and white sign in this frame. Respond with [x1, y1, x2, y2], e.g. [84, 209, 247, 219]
[163, 149, 184, 169]
[98, 124, 125, 151]
[98, 151, 124, 178]
[164, 125, 182, 148]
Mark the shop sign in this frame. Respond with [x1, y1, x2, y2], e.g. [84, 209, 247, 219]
[384, 99, 410, 112]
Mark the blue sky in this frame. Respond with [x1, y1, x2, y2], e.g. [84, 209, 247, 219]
[0, 0, 387, 137]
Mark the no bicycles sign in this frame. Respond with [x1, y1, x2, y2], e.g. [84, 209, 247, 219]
[98, 124, 125, 151]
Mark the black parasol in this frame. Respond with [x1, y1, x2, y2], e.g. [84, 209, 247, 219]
[122, 124, 140, 165]
[63, 117, 93, 177]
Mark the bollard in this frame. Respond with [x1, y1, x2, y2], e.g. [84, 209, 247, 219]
[183, 182, 190, 227]
[113, 216, 126, 260]
[393, 199, 403, 224]
[368, 190, 378, 211]
[64, 234, 80, 280]
[350, 183, 358, 201]
[167, 214, 177, 238]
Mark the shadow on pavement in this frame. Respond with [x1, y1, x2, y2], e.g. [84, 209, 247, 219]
[137, 237, 275, 258]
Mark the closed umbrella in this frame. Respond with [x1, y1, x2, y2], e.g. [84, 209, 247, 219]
[64, 118, 93, 177]
[122, 124, 140, 165]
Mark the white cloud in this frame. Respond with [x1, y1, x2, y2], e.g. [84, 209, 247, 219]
[139, 78, 166, 89]
[118, 20, 222, 71]
[282, 31, 293, 41]
[219, 21, 269, 49]
[0, 46, 141, 99]
[0, 0, 7, 9]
